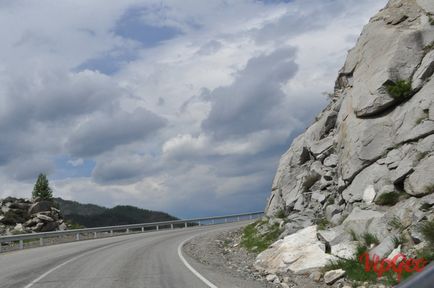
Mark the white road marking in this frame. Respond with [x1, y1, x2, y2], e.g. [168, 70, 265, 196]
[178, 236, 218, 288]
[23, 244, 116, 288]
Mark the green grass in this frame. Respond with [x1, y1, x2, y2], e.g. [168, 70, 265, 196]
[423, 184, 434, 195]
[276, 209, 286, 219]
[392, 234, 405, 248]
[388, 216, 405, 231]
[386, 80, 412, 100]
[419, 220, 434, 245]
[416, 151, 429, 162]
[420, 202, 432, 212]
[241, 221, 282, 253]
[323, 243, 420, 286]
[349, 229, 358, 241]
[314, 218, 330, 230]
[327, 197, 335, 205]
[375, 192, 400, 206]
[429, 16, 434, 25]
[424, 41, 434, 53]
[362, 232, 379, 246]
[324, 254, 378, 283]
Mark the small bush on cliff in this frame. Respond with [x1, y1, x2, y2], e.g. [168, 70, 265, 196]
[419, 220, 434, 245]
[386, 80, 412, 99]
[32, 173, 53, 200]
[362, 232, 379, 246]
[241, 220, 281, 253]
[375, 192, 400, 206]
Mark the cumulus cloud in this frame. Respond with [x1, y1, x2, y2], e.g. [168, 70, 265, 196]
[0, 0, 388, 217]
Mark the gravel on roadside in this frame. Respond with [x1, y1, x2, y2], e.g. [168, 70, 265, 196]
[183, 226, 332, 288]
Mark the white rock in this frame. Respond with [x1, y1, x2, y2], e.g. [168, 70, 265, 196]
[255, 226, 336, 274]
[36, 214, 54, 222]
[387, 245, 402, 262]
[324, 269, 346, 285]
[342, 208, 385, 236]
[362, 185, 376, 204]
[404, 155, 434, 196]
[331, 241, 358, 260]
[266, 274, 278, 282]
[342, 163, 390, 203]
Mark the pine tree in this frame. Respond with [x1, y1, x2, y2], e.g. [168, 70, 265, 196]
[32, 173, 53, 200]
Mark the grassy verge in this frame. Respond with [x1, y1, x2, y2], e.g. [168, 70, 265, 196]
[241, 220, 282, 253]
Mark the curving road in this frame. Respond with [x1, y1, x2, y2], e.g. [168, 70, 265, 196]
[0, 222, 265, 288]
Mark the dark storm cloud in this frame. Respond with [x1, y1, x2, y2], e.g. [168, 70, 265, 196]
[202, 47, 298, 139]
[66, 108, 167, 158]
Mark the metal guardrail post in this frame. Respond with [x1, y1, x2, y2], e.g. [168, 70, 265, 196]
[76, 233, 80, 241]
[224, 218, 227, 223]
[237, 216, 240, 221]
[141, 227, 144, 232]
[39, 238, 43, 246]
[184, 222, 187, 228]
[211, 219, 215, 225]
[156, 225, 159, 231]
[110, 230, 113, 236]
[126, 228, 129, 234]
[94, 232, 97, 239]
[19, 240, 23, 250]
[198, 221, 201, 226]
[170, 224, 174, 229]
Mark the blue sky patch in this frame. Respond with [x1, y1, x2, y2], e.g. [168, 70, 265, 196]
[114, 7, 182, 47]
[52, 156, 95, 180]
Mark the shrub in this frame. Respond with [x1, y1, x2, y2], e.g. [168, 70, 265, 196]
[419, 220, 434, 245]
[32, 173, 53, 200]
[314, 218, 329, 230]
[276, 209, 286, 219]
[241, 221, 282, 253]
[388, 216, 405, 231]
[362, 232, 379, 246]
[424, 184, 434, 194]
[375, 192, 400, 206]
[424, 41, 434, 53]
[420, 202, 432, 212]
[392, 234, 405, 248]
[349, 229, 358, 241]
[386, 80, 412, 99]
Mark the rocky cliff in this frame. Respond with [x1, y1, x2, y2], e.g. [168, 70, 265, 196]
[0, 197, 66, 235]
[255, 0, 434, 282]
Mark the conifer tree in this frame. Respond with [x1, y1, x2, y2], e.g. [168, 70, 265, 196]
[32, 173, 53, 200]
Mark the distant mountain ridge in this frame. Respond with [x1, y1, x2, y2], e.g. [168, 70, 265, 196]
[54, 198, 178, 228]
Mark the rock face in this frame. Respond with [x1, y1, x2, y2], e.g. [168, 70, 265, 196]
[259, 0, 434, 276]
[255, 226, 336, 274]
[0, 197, 65, 235]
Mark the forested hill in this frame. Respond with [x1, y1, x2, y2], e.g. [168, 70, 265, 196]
[54, 198, 178, 228]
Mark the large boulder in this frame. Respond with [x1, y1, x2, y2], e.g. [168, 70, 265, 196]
[255, 226, 336, 274]
[28, 200, 55, 215]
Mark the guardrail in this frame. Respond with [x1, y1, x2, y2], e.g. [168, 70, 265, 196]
[396, 262, 434, 288]
[0, 211, 264, 253]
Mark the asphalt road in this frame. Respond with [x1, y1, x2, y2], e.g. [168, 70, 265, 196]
[0, 222, 264, 288]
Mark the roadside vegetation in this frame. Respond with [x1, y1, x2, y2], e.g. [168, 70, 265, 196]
[375, 192, 400, 206]
[241, 220, 282, 253]
[323, 220, 434, 286]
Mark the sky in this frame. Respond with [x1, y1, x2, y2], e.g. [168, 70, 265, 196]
[0, 0, 388, 218]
